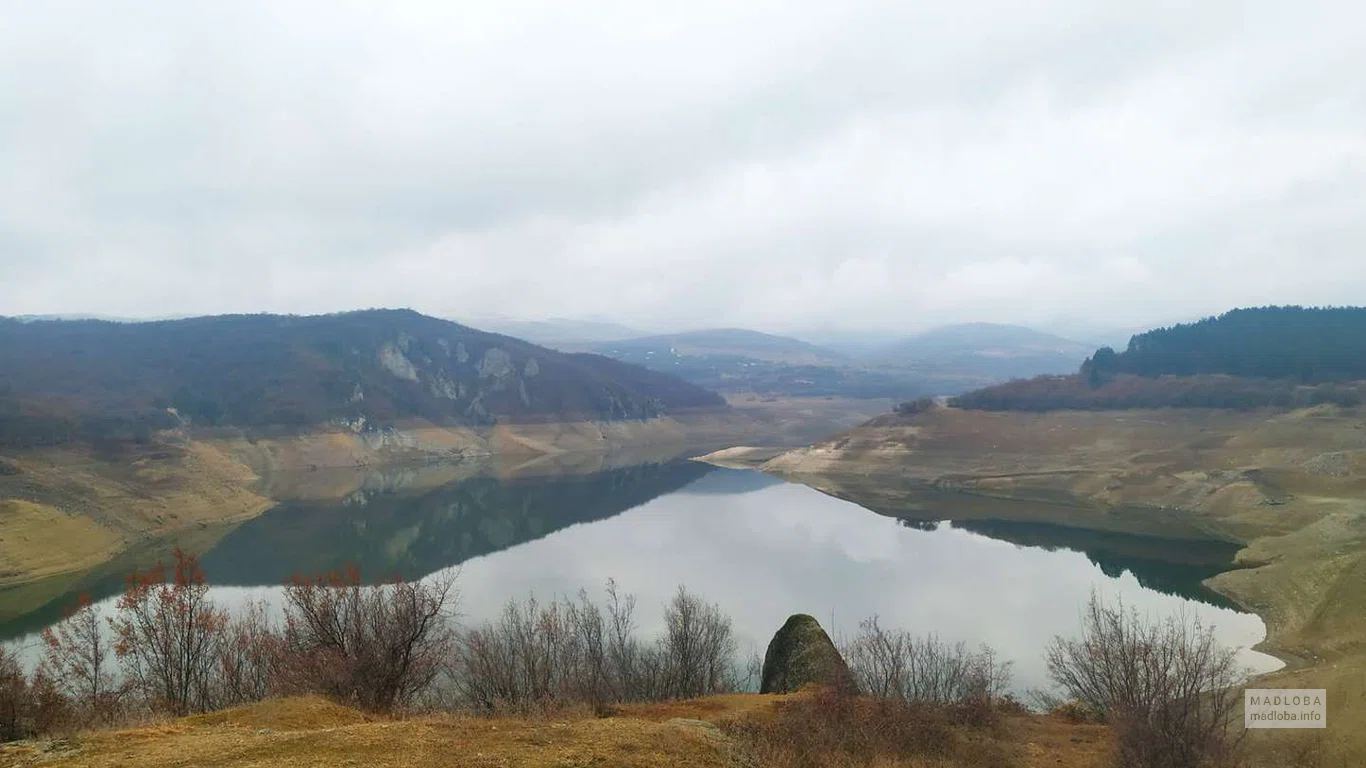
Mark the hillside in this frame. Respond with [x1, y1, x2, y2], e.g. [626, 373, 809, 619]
[948, 307, 1366, 412]
[0, 310, 724, 448]
[874, 323, 1093, 381]
[1087, 305, 1366, 381]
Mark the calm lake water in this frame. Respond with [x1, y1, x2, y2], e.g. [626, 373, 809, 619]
[0, 461, 1282, 692]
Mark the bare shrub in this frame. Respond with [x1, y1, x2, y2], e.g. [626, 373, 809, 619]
[213, 599, 281, 707]
[40, 595, 125, 726]
[1045, 593, 1244, 768]
[455, 587, 653, 712]
[453, 582, 739, 713]
[721, 685, 1014, 768]
[842, 615, 1012, 716]
[279, 565, 457, 712]
[660, 586, 737, 699]
[111, 549, 228, 716]
[456, 593, 578, 712]
[0, 645, 28, 741]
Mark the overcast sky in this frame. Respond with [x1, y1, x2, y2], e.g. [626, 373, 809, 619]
[1, 1, 1363, 334]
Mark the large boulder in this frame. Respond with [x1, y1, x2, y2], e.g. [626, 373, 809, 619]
[760, 614, 855, 694]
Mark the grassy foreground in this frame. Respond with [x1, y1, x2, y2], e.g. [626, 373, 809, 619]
[0, 694, 1114, 768]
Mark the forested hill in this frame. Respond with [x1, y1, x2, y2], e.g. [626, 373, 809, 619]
[942, 307, 1366, 413]
[1086, 307, 1366, 382]
[0, 310, 724, 447]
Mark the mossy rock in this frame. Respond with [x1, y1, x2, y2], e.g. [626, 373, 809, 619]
[760, 614, 855, 694]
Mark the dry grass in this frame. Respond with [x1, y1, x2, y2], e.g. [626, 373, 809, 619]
[0, 696, 741, 768]
[0, 442, 273, 587]
[0, 500, 121, 581]
[0, 694, 1117, 768]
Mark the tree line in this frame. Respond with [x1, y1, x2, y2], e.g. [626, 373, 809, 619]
[1087, 306, 1366, 383]
[935, 307, 1366, 413]
[949, 373, 1362, 412]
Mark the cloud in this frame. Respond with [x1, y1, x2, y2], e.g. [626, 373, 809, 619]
[2, 0, 1363, 333]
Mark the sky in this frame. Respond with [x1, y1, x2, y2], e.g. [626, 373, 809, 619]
[2, 1, 1363, 335]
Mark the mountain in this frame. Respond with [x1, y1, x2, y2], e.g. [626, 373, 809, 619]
[595, 328, 846, 366]
[0, 310, 724, 448]
[458, 316, 645, 348]
[874, 323, 1093, 381]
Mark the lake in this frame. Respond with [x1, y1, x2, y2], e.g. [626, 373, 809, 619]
[0, 460, 1282, 692]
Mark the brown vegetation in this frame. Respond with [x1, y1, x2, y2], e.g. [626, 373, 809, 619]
[277, 565, 457, 712]
[1045, 594, 1243, 768]
[843, 615, 1012, 713]
[110, 551, 228, 717]
[453, 583, 743, 713]
[40, 597, 125, 727]
[721, 685, 1017, 768]
[0, 692, 1120, 768]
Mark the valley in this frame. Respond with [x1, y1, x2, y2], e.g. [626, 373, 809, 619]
[5, 307, 1366, 764]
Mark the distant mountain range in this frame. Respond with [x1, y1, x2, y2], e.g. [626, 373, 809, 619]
[589, 329, 918, 399]
[579, 323, 1093, 400]
[593, 328, 847, 366]
[0, 310, 723, 448]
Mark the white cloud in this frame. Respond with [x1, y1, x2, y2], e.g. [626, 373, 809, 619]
[1, 0, 1363, 333]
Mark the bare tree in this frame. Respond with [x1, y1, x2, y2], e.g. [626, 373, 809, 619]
[1045, 593, 1245, 768]
[661, 586, 737, 698]
[213, 599, 280, 707]
[455, 593, 581, 712]
[452, 582, 741, 712]
[26, 669, 72, 736]
[111, 549, 228, 716]
[40, 595, 125, 725]
[279, 565, 457, 712]
[0, 645, 27, 741]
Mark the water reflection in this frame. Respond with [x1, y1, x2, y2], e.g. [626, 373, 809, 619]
[201, 460, 713, 585]
[0, 462, 1280, 692]
[440, 474, 1277, 691]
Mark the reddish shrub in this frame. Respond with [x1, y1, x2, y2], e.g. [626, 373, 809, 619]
[278, 565, 457, 712]
[111, 549, 228, 716]
[41, 595, 125, 726]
